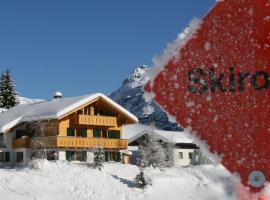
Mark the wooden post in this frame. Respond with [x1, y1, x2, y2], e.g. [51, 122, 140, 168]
[90, 107, 94, 115]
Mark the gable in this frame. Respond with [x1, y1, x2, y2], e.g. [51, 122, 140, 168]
[58, 96, 138, 125]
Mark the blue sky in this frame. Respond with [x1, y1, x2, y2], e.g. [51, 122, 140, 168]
[0, 0, 215, 100]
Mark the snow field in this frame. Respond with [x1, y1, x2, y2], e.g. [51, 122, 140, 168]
[0, 160, 238, 200]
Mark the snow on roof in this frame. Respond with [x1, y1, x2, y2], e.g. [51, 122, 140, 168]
[0, 93, 138, 133]
[122, 124, 193, 144]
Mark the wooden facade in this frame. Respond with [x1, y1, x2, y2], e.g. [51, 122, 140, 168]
[12, 97, 135, 151]
[12, 137, 128, 149]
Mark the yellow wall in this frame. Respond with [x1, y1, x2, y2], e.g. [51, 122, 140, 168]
[87, 129, 93, 137]
[57, 98, 136, 138]
[58, 118, 70, 136]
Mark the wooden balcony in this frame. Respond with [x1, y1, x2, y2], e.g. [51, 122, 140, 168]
[12, 137, 32, 148]
[12, 136, 128, 150]
[76, 115, 117, 127]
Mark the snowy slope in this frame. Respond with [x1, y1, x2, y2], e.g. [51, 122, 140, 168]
[0, 160, 238, 200]
[109, 65, 181, 131]
[18, 96, 44, 105]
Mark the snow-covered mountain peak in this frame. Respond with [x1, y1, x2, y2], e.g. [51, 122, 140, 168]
[122, 65, 151, 89]
[110, 65, 181, 131]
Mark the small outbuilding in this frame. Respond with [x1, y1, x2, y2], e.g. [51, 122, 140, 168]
[122, 124, 212, 167]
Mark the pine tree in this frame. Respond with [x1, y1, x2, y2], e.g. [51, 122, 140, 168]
[137, 135, 150, 168]
[137, 133, 167, 168]
[0, 70, 19, 109]
[134, 168, 148, 189]
[94, 148, 105, 170]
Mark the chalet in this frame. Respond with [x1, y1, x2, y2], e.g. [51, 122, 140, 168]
[122, 125, 212, 166]
[0, 93, 138, 166]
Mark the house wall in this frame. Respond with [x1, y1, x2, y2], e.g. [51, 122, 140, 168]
[58, 150, 66, 161]
[2, 97, 136, 166]
[14, 148, 32, 167]
[173, 148, 195, 166]
[129, 145, 197, 167]
[128, 146, 138, 165]
[58, 118, 70, 136]
[57, 101, 125, 139]
[87, 152, 94, 163]
[0, 130, 16, 166]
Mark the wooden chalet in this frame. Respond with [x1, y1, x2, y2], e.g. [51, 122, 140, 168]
[0, 93, 138, 165]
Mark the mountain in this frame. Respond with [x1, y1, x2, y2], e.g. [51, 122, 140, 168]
[0, 96, 44, 113]
[18, 96, 44, 104]
[109, 65, 182, 131]
[2, 67, 181, 131]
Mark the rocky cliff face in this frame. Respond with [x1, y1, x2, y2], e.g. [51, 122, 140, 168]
[109, 65, 182, 131]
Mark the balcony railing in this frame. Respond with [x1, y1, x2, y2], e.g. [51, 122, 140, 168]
[12, 136, 128, 150]
[77, 115, 117, 127]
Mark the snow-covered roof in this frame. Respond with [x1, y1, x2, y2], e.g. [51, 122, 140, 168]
[0, 93, 138, 133]
[122, 124, 193, 144]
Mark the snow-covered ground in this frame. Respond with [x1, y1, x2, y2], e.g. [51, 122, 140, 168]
[0, 160, 237, 200]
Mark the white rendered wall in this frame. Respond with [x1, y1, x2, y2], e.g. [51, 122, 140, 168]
[58, 151, 66, 161]
[14, 148, 32, 166]
[0, 131, 16, 166]
[87, 152, 94, 163]
[173, 149, 195, 166]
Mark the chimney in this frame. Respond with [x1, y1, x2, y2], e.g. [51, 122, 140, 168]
[53, 91, 63, 99]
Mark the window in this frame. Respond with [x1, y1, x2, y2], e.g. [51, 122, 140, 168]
[67, 128, 75, 136]
[0, 133, 3, 142]
[66, 151, 87, 162]
[16, 152, 24, 162]
[0, 152, 10, 162]
[0, 133, 4, 147]
[75, 151, 87, 161]
[108, 131, 120, 139]
[5, 152, 10, 162]
[105, 152, 108, 162]
[189, 152, 193, 159]
[102, 131, 107, 138]
[77, 128, 87, 137]
[178, 152, 183, 159]
[0, 152, 4, 162]
[81, 151, 87, 161]
[47, 151, 56, 160]
[116, 152, 121, 162]
[93, 129, 101, 138]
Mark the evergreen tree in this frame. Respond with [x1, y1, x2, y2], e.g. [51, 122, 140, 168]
[94, 148, 105, 170]
[134, 168, 148, 189]
[137, 133, 168, 168]
[137, 135, 150, 168]
[0, 70, 19, 109]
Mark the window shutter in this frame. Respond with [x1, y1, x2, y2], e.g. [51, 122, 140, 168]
[93, 129, 101, 138]
[116, 152, 121, 162]
[108, 131, 120, 139]
[67, 128, 74, 136]
[82, 129, 87, 137]
[5, 152, 10, 162]
[66, 151, 74, 161]
[81, 151, 87, 161]
[105, 152, 108, 161]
